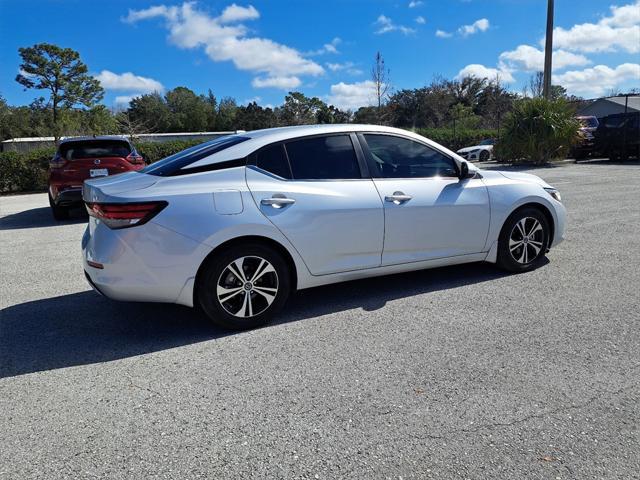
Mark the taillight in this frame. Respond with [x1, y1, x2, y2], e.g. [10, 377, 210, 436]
[50, 154, 67, 169]
[126, 153, 145, 165]
[85, 201, 167, 229]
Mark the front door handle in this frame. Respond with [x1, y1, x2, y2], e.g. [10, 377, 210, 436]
[261, 194, 295, 208]
[385, 191, 412, 205]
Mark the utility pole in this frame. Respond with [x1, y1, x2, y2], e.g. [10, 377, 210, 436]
[542, 0, 554, 99]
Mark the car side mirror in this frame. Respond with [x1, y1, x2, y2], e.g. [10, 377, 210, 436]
[458, 161, 469, 180]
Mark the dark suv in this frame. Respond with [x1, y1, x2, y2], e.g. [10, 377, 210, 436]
[594, 112, 640, 161]
[571, 116, 599, 161]
[48, 136, 145, 219]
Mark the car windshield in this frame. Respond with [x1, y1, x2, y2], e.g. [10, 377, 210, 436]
[59, 140, 131, 160]
[142, 135, 250, 176]
[479, 139, 494, 145]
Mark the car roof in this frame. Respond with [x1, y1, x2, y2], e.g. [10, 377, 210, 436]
[59, 135, 132, 145]
[241, 123, 410, 141]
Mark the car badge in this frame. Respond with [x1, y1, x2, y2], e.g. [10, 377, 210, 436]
[94, 159, 101, 165]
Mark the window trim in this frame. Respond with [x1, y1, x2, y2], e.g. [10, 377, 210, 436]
[248, 132, 370, 182]
[356, 132, 461, 180]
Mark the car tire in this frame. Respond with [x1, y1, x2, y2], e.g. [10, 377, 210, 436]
[197, 243, 291, 330]
[479, 150, 490, 162]
[49, 193, 70, 220]
[496, 207, 550, 273]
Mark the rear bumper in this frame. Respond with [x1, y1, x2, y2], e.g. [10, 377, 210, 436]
[81, 218, 210, 307]
[52, 187, 83, 206]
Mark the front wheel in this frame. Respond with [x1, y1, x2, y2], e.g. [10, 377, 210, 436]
[197, 243, 291, 330]
[496, 208, 550, 272]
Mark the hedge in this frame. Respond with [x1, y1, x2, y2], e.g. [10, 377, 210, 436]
[0, 140, 202, 194]
[0, 148, 55, 193]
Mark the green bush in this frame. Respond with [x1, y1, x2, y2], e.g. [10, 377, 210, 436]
[495, 98, 579, 165]
[134, 140, 204, 164]
[0, 148, 52, 193]
[413, 128, 498, 152]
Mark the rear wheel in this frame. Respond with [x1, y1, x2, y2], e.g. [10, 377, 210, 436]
[197, 243, 291, 330]
[497, 207, 550, 272]
[49, 193, 69, 220]
[479, 150, 490, 162]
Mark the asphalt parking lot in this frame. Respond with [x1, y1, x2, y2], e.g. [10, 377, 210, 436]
[1, 160, 639, 479]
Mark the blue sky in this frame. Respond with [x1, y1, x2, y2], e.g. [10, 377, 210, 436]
[1, 0, 638, 110]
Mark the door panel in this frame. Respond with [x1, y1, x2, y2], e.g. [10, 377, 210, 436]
[246, 167, 384, 275]
[374, 177, 490, 264]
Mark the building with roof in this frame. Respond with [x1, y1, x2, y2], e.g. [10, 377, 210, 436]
[577, 95, 640, 119]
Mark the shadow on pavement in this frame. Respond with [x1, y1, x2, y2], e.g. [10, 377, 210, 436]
[0, 206, 87, 230]
[0, 262, 507, 378]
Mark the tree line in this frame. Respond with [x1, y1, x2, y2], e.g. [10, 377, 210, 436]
[1, 43, 589, 143]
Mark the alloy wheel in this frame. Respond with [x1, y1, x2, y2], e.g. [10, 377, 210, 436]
[508, 217, 545, 264]
[216, 256, 279, 318]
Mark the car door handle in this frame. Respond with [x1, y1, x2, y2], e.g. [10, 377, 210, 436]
[385, 192, 412, 205]
[261, 196, 296, 208]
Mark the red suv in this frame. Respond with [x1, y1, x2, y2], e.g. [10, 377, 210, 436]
[48, 136, 145, 219]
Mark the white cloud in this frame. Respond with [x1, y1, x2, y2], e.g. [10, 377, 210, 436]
[326, 62, 363, 76]
[552, 63, 640, 96]
[374, 15, 416, 35]
[219, 3, 259, 23]
[415, 16, 426, 25]
[95, 70, 164, 93]
[115, 95, 141, 106]
[124, 2, 323, 90]
[251, 76, 301, 89]
[435, 29, 453, 38]
[408, 1, 423, 7]
[327, 80, 378, 110]
[307, 37, 341, 56]
[601, 1, 640, 28]
[550, 1, 640, 53]
[499, 45, 591, 72]
[456, 64, 515, 83]
[123, 5, 178, 23]
[458, 18, 489, 36]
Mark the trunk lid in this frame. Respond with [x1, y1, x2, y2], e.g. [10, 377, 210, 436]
[83, 172, 158, 203]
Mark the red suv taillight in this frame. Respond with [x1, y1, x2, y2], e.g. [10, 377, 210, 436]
[85, 201, 167, 229]
[126, 153, 145, 165]
[50, 154, 67, 169]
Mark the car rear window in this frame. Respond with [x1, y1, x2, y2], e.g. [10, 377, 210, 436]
[59, 140, 131, 160]
[256, 144, 292, 179]
[142, 135, 250, 176]
[285, 135, 360, 180]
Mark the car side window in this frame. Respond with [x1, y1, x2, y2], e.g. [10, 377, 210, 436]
[363, 134, 458, 178]
[285, 135, 360, 180]
[256, 144, 292, 179]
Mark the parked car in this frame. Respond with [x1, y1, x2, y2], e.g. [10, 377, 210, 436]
[82, 125, 565, 330]
[594, 112, 640, 161]
[456, 139, 494, 162]
[49, 136, 145, 220]
[571, 115, 599, 161]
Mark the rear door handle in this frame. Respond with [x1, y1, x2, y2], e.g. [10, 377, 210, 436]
[261, 195, 295, 208]
[385, 192, 412, 205]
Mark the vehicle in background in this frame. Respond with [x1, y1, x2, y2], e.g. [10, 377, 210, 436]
[456, 139, 494, 162]
[571, 116, 599, 162]
[81, 125, 565, 330]
[48, 136, 146, 220]
[594, 112, 640, 162]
